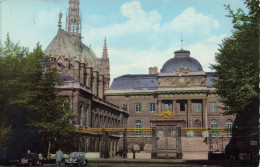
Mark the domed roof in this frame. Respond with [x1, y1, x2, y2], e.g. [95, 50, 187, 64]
[161, 49, 203, 73]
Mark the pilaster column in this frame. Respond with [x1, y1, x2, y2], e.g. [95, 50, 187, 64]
[80, 63, 85, 85]
[187, 99, 192, 128]
[86, 66, 92, 89]
[158, 100, 162, 113]
[92, 70, 98, 96]
[203, 98, 208, 128]
[172, 100, 176, 113]
[98, 74, 104, 99]
[74, 61, 80, 82]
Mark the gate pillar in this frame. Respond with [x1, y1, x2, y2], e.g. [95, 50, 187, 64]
[152, 127, 156, 159]
[209, 129, 213, 152]
[100, 128, 105, 158]
[176, 126, 182, 159]
[123, 128, 127, 158]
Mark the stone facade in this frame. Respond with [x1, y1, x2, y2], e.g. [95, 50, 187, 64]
[106, 49, 235, 157]
[44, 0, 128, 156]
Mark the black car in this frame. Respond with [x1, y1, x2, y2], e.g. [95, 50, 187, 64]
[65, 152, 88, 166]
[17, 153, 41, 166]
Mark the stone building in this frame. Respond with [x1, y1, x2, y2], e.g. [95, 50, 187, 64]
[105, 49, 235, 158]
[44, 0, 128, 155]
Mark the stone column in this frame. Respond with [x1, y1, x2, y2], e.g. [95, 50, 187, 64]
[157, 100, 162, 113]
[187, 99, 192, 128]
[203, 98, 208, 128]
[172, 100, 176, 113]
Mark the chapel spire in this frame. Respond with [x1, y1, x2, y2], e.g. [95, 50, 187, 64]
[66, 0, 81, 37]
[101, 37, 110, 89]
[102, 37, 108, 59]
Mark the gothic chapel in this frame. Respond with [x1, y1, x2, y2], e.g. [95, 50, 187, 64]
[44, 0, 128, 154]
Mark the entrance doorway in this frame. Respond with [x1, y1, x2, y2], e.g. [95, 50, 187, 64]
[150, 120, 184, 159]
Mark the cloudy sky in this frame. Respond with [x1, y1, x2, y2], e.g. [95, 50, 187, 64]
[0, 0, 247, 82]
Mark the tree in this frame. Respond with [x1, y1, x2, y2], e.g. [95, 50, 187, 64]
[211, 0, 259, 114]
[211, 0, 259, 163]
[23, 45, 76, 151]
[0, 35, 27, 147]
[0, 35, 76, 156]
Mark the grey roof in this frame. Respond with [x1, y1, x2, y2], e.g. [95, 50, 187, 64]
[110, 72, 216, 90]
[60, 75, 76, 82]
[110, 74, 158, 90]
[161, 49, 203, 73]
[44, 29, 100, 68]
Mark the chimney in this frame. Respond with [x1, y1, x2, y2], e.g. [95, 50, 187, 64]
[149, 66, 158, 74]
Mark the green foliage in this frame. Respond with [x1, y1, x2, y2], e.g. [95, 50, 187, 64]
[0, 34, 75, 148]
[211, 0, 259, 114]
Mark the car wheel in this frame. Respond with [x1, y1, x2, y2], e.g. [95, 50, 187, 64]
[78, 161, 81, 166]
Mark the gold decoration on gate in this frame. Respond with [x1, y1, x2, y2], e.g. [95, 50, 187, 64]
[154, 109, 178, 119]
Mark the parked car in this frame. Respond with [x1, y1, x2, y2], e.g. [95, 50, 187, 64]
[17, 153, 41, 166]
[65, 152, 88, 166]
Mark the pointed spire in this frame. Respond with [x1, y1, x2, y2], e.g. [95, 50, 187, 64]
[102, 37, 108, 59]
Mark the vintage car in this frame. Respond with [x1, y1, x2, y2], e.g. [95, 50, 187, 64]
[65, 152, 88, 166]
[17, 153, 41, 166]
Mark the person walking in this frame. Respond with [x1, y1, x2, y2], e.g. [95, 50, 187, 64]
[56, 149, 64, 167]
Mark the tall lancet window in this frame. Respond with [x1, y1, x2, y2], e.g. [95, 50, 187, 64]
[85, 105, 89, 128]
[79, 103, 83, 126]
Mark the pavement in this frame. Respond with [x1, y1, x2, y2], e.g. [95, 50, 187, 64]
[38, 157, 257, 167]
[3, 157, 258, 167]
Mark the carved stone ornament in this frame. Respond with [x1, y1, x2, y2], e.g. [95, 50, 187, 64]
[201, 77, 206, 85]
[186, 77, 190, 86]
[172, 79, 176, 85]
[175, 66, 190, 76]
[153, 109, 178, 119]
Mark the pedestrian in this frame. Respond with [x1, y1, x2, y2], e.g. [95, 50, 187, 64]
[56, 149, 64, 167]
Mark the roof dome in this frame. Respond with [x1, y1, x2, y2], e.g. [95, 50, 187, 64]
[160, 49, 203, 73]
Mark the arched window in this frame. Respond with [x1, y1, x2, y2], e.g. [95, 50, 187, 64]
[210, 120, 218, 135]
[136, 120, 142, 134]
[226, 120, 233, 134]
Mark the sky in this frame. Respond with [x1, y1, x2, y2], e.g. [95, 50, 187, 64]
[0, 0, 248, 82]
